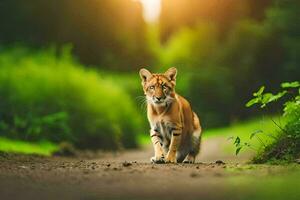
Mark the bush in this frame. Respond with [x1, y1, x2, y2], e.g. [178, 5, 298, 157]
[246, 81, 300, 163]
[0, 47, 143, 150]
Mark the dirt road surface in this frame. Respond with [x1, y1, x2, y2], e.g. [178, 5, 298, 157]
[0, 136, 299, 200]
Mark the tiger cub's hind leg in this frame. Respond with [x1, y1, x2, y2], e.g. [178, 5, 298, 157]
[183, 112, 202, 164]
[183, 135, 201, 163]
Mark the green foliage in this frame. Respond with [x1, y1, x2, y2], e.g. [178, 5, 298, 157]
[158, 23, 234, 127]
[246, 81, 300, 112]
[0, 0, 153, 70]
[246, 81, 300, 163]
[246, 85, 288, 108]
[0, 47, 143, 150]
[0, 0, 299, 131]
[229, 129, 271, 157]
[0, 137, 58, 156]
[155, 0, 300, 128]
[0, 0, 298, 149]
[0, 112, 70, 142]
[160, 23, 218, 68]
[208, 116, 280, 157]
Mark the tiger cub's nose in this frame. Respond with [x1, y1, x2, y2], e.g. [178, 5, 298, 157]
[156, 97, 162, 101]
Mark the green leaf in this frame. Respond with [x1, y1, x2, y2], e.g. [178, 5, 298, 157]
[246, 98, 259, 107]
[234, 136, 241, 146]
[236, 146, 242, 155]
[283, 101, 300, 117]
[261, 93, 273, 104]
[253, 86, 265, 97]
[250, 130, 263, 139]
[281, 81, 300, 88]
[267, 91, 287, 103]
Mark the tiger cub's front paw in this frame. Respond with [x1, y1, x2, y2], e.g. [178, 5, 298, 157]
[165, 153, 177, 163]
[151, 155, 165, 164]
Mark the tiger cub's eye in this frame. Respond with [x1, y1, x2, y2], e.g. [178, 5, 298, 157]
[162, 85, 167, 89]
[149, 86, 155, 90]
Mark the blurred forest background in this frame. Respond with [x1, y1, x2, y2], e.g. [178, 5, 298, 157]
[0, 0, 299, 153]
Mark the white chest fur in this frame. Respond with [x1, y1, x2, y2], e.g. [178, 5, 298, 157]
[151, 120, 174, 141]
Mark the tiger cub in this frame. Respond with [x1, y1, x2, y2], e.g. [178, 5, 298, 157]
[139, 67, 202, 163]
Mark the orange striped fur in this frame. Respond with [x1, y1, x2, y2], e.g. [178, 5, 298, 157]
[139, 67, 202, 163]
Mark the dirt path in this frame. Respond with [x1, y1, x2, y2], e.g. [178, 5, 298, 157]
[0, 137, 299, 200]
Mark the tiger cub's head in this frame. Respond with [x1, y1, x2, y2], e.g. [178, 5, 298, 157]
[139, 67, 177, 106]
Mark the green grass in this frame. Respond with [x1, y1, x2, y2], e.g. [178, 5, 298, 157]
[204, 116, 282, 139]
[0, 137, 58, 156]
[205, 116, 284, 156]
[226, 165, 300, 200]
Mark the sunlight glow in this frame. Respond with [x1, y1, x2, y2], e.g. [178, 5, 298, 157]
[137, 0, 161, 23]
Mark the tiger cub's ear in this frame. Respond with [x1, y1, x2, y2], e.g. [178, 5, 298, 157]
[164, 67, 177, 82]
[139, 68, 152, 82]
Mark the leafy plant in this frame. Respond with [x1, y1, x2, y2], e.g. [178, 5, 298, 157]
[242, 81, 300, 163]
[228, 136, 250, 155]
[228, 129, 268, 156]
[246, 81, 299, 109]
[0, 47, 143, 150]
